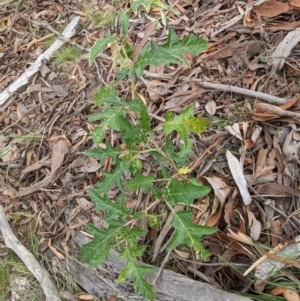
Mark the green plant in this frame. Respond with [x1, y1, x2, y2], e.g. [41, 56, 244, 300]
[82, 22, 215, 300]
[83, 3, 117, 26]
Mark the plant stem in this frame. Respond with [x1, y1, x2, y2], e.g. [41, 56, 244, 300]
[148, 136, 177, 171]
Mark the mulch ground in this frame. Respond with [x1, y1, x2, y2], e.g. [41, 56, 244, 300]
[1, 0, 300, 300]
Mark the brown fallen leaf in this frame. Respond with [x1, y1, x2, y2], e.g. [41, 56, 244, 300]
[253, 148, 276, 180]
[256, 183, 300, 197]
[197, 176, 230, 227]
[247, 209, 262, 241]
[20, 155, 50, 179]
[253, 0, 290, 17]
[250, 112, 279, 121]
[132, 21, 158, 60]
[212, 232, 254, 256]
[16, 138, 69, 198]
[279, 95, 300, 110]
[254, 102, 300, 119]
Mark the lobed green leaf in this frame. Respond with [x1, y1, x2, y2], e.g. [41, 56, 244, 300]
[81, 222, 123, 267]
[88, 192, 131, 222]
[85, 142, 123, 165]
[131, 0, 154, 15]
[163, 178, 211, 207]
[96, 161, 130, 192]
[126, 172, 155, 193]
[93, 83, 119, 106]
[134, 29, 209, 77]
[89, 35, 116, 66]
[118, 11, 129, 35]
[118, 246, 157, 300]
[167, 210, 218, 261]
[162, 104, 207, 146]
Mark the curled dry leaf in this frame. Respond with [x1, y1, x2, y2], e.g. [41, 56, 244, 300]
[78, 295, 94, 300]
[271, 28, 300, 72]
[199, 176, 231, 226]
[270, 287, 300, 301]
[270, 219, 281, 247]
[174, 249, 190, 259]
[227, 228, 254, 245]
[225, 123, 243, 140]
[49, 138, 70, 172]
[213, 232, 254, 256]
[253, 148, 276, 180]
[246, 209, 262, 241]
[264, 199, 275, 229]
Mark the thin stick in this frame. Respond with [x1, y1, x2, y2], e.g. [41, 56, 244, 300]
[0, 0, 17, 6]
[0, 16, 81, 111]
[0, 205, 61, 301]
[151, 250, 172, 286]
[193, 80, 288, 105]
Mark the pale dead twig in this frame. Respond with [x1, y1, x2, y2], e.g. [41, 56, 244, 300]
[0, 16, 82, 111]
[192, 80, 288, 105]
[0, 0, 17, 6]
[151, 250, 172, 286]
[0, 205, 61, 301]
[187, 266, 222, 289]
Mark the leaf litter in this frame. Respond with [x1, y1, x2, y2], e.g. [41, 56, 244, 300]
[2, 0, 300, 300]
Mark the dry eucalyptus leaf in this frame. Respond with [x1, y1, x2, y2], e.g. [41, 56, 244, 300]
[225, 124, 243, 140]
[76, 197, 94, 210]
[226, 150, 252, 205]
[205, 100, 216, 115]
[227, 228, 254, 245]
[253, 0, 290, 17]
[272, 28, 300, 72]
[247, 209, 262, 241]
[174, 249, 190, 259]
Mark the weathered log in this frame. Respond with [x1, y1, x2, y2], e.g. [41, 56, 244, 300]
[44, 231, 253, 301]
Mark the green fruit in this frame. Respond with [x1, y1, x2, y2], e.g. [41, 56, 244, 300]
[131, 158, 142, 170]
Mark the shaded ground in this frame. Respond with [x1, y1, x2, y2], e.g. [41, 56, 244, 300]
[1, 0, 300, 300]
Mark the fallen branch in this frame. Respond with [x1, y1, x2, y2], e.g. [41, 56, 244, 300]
[192, 80, 288, 105]
[48, 230, 252, 301]
[0, 205, 61, 301]
[0, 16, 82, 111]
